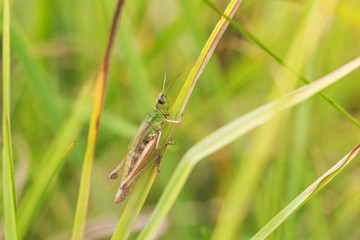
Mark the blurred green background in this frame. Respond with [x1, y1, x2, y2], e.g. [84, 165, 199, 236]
[2, 0, 360, 239]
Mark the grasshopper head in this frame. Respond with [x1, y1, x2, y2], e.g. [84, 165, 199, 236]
[155, 92, 170, 114]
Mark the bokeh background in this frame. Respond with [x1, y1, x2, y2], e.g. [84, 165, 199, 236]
[3, 0, 360, 239]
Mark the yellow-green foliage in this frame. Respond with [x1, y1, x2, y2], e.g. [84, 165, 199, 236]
[2, 0, 360, 239]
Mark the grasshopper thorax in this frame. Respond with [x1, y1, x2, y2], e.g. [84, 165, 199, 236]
[155, 92, 170, 115]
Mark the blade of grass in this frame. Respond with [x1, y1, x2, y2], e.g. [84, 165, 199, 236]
[61, 142, 77, 159]
[138, 57, 360, 239]
[251, 142, 360, 240]
[2, 119, 19, 240]
[71, 0, 124, 239]
[112, 0, 243, 239]
[2, 0, 20, 238]
[202, 0, 360, 129]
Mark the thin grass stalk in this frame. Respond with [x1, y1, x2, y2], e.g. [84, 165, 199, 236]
[71, 1, 125, 239]
[2, 0, 20, 238]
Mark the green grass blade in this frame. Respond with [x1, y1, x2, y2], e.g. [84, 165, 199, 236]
[71, 1, 124, 239]
[251, 143, 360, 240]
[138, 56, 360, 239]
[71, 61, 105, 240]
[2, 118, 19, 240]
[112, 0, 243, 239]
[2, 0, 20, 238]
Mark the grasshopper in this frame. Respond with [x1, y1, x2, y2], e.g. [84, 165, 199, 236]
[109, 69, 181, 203]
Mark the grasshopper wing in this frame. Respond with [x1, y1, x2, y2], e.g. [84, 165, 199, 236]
[128, 120, 151, 151]
[110, 121, 150, 179]
[121, 137, 157, 188]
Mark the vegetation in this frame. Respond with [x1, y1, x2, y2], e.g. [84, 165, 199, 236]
[1, 0, 360, 239]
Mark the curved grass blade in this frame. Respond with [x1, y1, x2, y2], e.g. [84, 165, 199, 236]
[111, 0, 243, 239]
[202, 0, 360, 129]
[71, 69, 108, 240]
[138, 57, 360, 239]
[251, 142, 360, 240]
[2, 0, 20, 238]
[71, 0, 125, 239]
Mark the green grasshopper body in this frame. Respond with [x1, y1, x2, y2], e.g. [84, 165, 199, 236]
[110, 73, 180, 203]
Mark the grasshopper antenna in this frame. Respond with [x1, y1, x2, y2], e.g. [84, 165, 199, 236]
[165, 73, 181, 94]
[162, 61, 168, 93]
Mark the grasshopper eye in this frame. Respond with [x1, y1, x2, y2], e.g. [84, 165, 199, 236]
[158, 96, 165, 104]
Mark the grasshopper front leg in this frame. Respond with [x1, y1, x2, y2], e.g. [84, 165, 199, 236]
[164, 113, 182, 125]
[155, 115, 182, 171]
[156, 118, 181, 150]
[164, 119, 181, 124]
[156, 115, 181, 149]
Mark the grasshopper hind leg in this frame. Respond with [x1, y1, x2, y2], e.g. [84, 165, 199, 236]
[114, 155, 160, 204]
[109, 155, 128, 179]
[120, 155, 160, 189]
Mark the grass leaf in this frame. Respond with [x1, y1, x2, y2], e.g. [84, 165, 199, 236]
[2, 0, 20, 238]
[251, 142, 360, 240]
[71, 0, 125, 238]
[71, 69, 110, 240]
